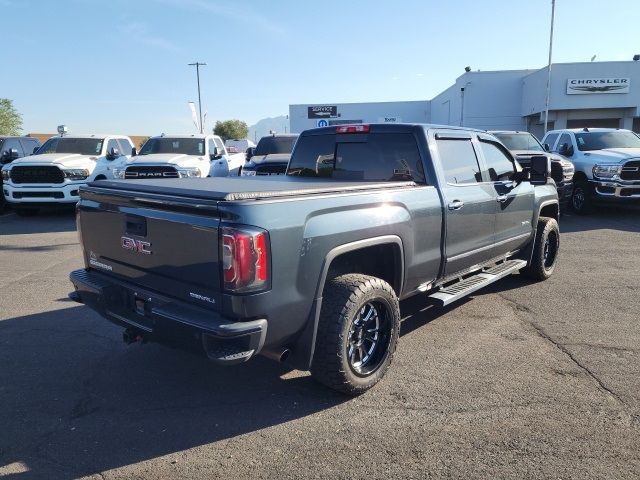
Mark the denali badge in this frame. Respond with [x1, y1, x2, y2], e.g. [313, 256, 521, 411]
[189, 292, 216, 304]
[121, 236, 152, 254]
[88, 251, 113, 271]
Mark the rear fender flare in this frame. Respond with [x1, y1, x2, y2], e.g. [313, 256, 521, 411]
[289, 235, 404, 370]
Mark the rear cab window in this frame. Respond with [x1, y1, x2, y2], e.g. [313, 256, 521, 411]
[493, 133, 544, 152]
[287, 132, 426, 182]
[256, 136, 297, 156]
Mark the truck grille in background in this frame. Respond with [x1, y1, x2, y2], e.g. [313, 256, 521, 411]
[255, 164, 287, 176]
[13, 191, 64, 199]
[10, 166, 64, 184]
[125, 166, 179, 179]
[621, 161, 640, 181]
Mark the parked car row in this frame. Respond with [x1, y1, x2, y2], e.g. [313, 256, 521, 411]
[2, 126, 639, 216]
[1, 132, 298, 215]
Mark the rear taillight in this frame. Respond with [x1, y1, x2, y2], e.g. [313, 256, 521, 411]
[336, 124, 370, 134]
[221, 226, 270, 293]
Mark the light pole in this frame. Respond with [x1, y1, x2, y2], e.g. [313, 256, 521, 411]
[460, 81, 471, 127]
[188, 62, 206, 133]
[543, 0, 556, 135]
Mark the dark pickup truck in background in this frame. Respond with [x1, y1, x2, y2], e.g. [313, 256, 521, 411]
[241, 133, 299, 176]
[490, 130, 574, 209]
[70, 123, 560, 394]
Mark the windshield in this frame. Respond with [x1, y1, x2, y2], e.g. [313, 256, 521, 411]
[139, 138, 205, 156]
[574, 131, 640, 151]
[493, 133, 544, 152]
[254, 136, 297, 155]
[287, 132, 425, 182]
[37, 137, 104, 155]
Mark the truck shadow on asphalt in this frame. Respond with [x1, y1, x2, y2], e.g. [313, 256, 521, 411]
[0, 208, 77, 235]
[0, 292, 455, 478]
[560, 205, 640, 234]
[0, 305, 350, 478]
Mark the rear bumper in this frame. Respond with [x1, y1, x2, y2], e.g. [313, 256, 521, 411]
[69, 269, 267, 365]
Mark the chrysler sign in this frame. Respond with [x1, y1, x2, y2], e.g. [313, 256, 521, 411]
[567, 78, 630, 94]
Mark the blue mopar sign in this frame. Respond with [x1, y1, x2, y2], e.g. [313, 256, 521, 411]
[317, 119, 328, 127]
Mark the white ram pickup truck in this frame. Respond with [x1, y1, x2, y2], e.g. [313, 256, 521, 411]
[542, 128, 640, 214]
[114, 134, 245, 180]
[1, 134, 134, 216]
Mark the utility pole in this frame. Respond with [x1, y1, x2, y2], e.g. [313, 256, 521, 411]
[543, 0, 556, 135]
[188, 62, 206, 134]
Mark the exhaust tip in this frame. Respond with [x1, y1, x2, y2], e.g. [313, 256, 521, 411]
[279, 348, 291, 363]
[262, 347, 291, 363]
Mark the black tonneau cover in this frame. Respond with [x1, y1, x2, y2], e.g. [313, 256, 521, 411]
[86, 176, 416, 202]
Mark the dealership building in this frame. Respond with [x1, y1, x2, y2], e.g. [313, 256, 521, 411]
[289, 60, 640, 139]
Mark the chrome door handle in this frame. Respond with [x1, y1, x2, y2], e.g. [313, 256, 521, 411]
[448, 200, 464, 210]
[496, 194, 508, 203]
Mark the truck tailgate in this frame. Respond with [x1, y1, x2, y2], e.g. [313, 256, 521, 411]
[78, 188, 222, 310]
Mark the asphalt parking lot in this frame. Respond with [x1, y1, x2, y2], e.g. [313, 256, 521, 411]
[1, 206, 639, 479]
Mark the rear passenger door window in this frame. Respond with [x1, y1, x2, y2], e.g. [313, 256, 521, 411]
[478, 141, 514, 182]
[437, 138, 482, 184]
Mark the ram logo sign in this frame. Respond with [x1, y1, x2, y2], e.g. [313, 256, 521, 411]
[567, 78, 630, 94]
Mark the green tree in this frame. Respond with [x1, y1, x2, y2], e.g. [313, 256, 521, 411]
[0, 99, 22, 136]
[214, 119, 248, 141]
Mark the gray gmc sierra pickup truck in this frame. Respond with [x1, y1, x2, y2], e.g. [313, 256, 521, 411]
[69, 123, 560, 394]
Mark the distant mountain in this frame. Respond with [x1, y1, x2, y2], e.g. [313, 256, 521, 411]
[248, 115, 290, 142]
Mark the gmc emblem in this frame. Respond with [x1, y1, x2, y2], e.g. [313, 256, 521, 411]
[121, 236, 152, 254]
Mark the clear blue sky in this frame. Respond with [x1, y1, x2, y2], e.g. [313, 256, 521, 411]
[5, 0, 640, 135]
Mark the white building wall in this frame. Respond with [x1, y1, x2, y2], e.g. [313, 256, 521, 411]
[522, 61, 640, 115]
[289, 61, 640, 138]
[289, 101, 430, 133]
[430, 70, 534, 131]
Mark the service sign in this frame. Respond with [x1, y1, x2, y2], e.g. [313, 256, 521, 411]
[308, 105, 338, 119]
[567, 78, 630, 94]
